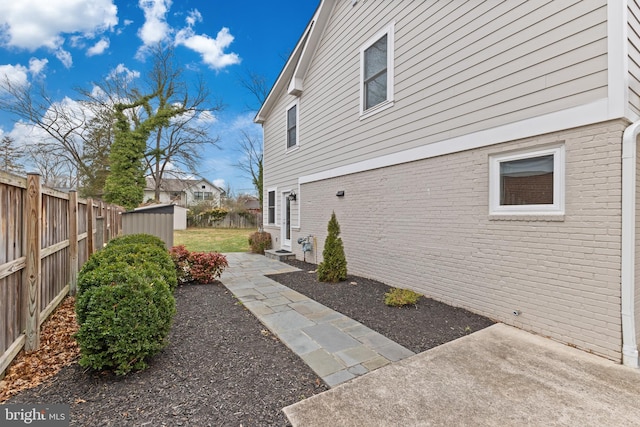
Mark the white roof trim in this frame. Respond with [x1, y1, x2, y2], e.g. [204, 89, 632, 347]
[255, 0, 336, 124]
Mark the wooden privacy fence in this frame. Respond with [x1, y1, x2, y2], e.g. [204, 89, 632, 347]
[0, 171, 125, 376]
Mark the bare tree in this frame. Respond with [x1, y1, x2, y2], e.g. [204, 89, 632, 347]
[237, 70, 269, 111]
[0, 77, 112, 195]
[141, 46, 223, 202]
[237, 70, 267, 205]
[26, 142, 77, 188]
[235, 129, 263, 206]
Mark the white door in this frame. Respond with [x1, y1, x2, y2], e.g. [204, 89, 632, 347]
[281, 191, 292, 250]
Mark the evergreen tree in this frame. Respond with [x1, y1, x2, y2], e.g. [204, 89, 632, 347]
[103, 91, 185, 209]
[317, 211, 347, 282]
[0, 135, 25, 175]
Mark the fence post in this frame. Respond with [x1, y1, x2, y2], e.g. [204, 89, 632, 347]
[95, 217, 105, 249]
[68, 191, 79, 296]
[24, 173, 41, 352]
[100, 201, 108, 246]
[87, 198, 94, 256]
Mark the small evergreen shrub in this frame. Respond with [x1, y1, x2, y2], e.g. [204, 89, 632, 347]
[317, 212, 347, 282]
[384, 288, 422, 307]
[79, 242, 177, 291]
[75, 268, 175, 375]
[248, 231, 272, 254]
[169, 245, 229, 284]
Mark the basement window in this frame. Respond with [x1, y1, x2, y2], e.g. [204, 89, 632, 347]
[489, 146, 565, 215]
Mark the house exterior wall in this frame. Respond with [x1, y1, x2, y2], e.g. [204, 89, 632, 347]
[262, 0, 608, 186]
[629, 0, 640, 118]
[285, 120, 625, 361]
[185, 181, 222, 207]
[636, 136, 640, 351]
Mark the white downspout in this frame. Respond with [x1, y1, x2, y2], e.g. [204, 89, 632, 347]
[622, 120, 640, 368]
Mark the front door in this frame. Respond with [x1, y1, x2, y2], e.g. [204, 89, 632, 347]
[281, 192, 292, 250]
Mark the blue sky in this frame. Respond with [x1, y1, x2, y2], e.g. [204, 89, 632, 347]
[0, 1, 318, 195]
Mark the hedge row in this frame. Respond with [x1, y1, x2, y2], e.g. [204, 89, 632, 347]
[75, 234, 177, 375]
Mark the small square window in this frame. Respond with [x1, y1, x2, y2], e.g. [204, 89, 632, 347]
[490, 146, 564, 215]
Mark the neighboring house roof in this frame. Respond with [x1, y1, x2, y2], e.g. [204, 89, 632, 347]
[144, 177, 225, 195]
[254, 0, 331, 124]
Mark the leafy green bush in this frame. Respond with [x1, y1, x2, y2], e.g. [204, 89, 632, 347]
[169, 245, 229, 284]
[76, 261, 171, 324]
[79, 242, 177, 291]
[75, 267, 175, 375]
[317, 212, 347, 282]
[384, 288, 422, 307]
[248, 231, 272, 254]
[106, 234, 166, 249]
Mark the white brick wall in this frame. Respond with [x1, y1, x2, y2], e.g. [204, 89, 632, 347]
[285, 120, 626, 361]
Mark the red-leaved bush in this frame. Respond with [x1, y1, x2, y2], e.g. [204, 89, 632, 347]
[169, 245, 229, 284]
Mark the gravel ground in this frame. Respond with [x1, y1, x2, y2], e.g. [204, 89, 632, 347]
[5, 258, 494, 426]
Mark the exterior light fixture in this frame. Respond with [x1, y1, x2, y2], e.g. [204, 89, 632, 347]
[288, 191, 297, 202]
[336, 191, 345, 197]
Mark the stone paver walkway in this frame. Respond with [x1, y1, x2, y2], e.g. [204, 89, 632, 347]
[219, 252, 415, 387]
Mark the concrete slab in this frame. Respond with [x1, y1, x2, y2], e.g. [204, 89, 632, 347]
[284, 324, 640, 427]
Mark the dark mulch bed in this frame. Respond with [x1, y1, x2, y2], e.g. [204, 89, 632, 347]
[6, 284, 328, 426]
[6, 258, 495, 425]
[269, 259, 495, 353]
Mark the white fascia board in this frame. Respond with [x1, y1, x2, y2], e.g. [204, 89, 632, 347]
[299, 99, 610, 184]
[257, 0, 335, 124]
[288, 0, 336, 97]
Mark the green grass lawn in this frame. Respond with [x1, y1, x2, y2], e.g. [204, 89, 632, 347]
[174, 228, 253, 253]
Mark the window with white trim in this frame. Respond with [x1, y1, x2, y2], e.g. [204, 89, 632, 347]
[489, 146, 565, 215]
[267, 190, 276, 224]
[286, 101, 298, 149]
[360, 22, 394, 117]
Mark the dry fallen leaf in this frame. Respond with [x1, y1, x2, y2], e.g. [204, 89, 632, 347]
[0, 296, 80, 403]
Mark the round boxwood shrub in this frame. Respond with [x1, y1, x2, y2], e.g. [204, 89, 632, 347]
[76, 261, 172, 324]
[74, 266, 176, 375]
[79, 242, 177, 292]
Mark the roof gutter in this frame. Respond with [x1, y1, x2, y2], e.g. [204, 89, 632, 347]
[622, 119, 640, 368]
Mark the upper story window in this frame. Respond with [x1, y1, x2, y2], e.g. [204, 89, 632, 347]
[360, 22, 395, 118]
[489, 145, 565, 215]
[286, 101, 298, 149]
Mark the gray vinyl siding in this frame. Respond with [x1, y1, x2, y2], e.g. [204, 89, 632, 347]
[262, 0, 608, 184]
[630, 0, 640, 117]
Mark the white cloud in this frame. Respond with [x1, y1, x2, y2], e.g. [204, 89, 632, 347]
[107, 63, 140, 83]
[0, 64, 29, 88]
[28, 58, 48, 76]
[185, 10, 202, 27]
[55, 48, 73, 68]
[0, 0, 118, 51]
[175, 27, 240, 70]
[0, 58, 47, 89]
[213, 178, 226, 189]
[196, 110, 217, 125]
[87, 38, 110, 56]
[137, 0, 172, 50]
